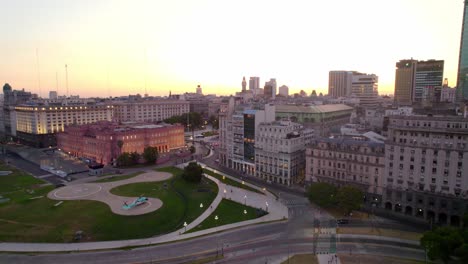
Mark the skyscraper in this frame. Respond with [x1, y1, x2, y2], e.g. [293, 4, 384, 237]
[329, 71, 352, 98]
[351, 72, 379, 107]
[457, 1, 468, 102]
[394, 59, 444, 105]
[249, 77, 260, 91]
[278, 85, 289, 97]
[394, 59, 417, 105]
[265, 78, 277, 99]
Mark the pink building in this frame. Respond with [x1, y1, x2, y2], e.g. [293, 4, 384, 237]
[57, 121, 185, 165]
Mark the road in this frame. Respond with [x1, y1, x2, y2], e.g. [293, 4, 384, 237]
[0, 145, 428, 263]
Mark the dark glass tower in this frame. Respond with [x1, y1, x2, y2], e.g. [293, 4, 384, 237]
[457, 1, 468, 101]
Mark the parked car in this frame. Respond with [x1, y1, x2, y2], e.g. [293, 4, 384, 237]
[336, 219, 349, 224]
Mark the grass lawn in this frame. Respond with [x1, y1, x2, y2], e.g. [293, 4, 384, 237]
[337, 227, 423, 241]
[203, 169, 263, 195]
[92, 171, 144, 183]
[0, 166, 218, 242]
[281, 254, 318, 264]
[187, 199, 267, 233]
[0, 163, 44, 194]
[339, 254, 424, 264]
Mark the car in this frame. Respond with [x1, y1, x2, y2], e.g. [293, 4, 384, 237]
[336, 219, 349, 224]
[215, 159, 219, 163]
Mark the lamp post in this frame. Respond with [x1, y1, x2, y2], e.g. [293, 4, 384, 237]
[266, 201, 269, 212]
[200, 203, 203, 209]
[183, 221, 187, 232]
[244, 195, 247, 205]
[215, 215, 219, 257]
[223, 189, 226, 198]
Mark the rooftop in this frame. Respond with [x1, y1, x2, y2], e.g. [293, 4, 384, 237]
[276, 104, 353, 113]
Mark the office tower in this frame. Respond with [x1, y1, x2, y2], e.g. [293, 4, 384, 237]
[351, 73, 379, 107]
[249, 77, 260, 91]
[414, 60, 444, 103]
[457, 1, 468, 101]
[196, 85, 202, 95]
[394, 60, 417, 105]
[394, 59, 444, 105]
[242, 76, 246, 92]
[278, 85, 289, 97]
[329, 71, 353, 98]
[264, 84, 273, 100]
[49, 91, 58, 99]
[265, 78, 277, 99]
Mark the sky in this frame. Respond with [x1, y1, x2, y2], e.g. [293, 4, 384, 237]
[0, 0, 464, 98]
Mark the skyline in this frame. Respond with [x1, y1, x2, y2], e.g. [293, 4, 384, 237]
[0, 0, 464, 98]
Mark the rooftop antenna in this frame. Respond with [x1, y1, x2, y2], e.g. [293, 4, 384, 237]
[36, 48, 41, 98]
[65, 64, 69, 98]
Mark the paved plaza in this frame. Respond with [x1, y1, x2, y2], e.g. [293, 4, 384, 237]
[47, 171, 172, 216]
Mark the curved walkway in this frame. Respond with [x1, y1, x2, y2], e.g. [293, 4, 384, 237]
[0, 164, 288, 252]
[47, 171, 172, 216]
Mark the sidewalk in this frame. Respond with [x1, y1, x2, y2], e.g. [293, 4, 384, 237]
[0, 163, 288, 252]
[317, 254, 341, 264]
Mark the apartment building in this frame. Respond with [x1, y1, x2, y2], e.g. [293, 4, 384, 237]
[305, 138, 385, 197]
[13, 104, 113, 147]
[383, 115, 468, 225]
[113, 100, 190, 123]
[255, 121, 306, 186]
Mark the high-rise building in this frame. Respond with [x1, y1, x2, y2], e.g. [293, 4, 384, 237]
[457, 1, 468, 102]
[249, 77, 260, 91]
[383, 115, 468, 225]
[242, 76, 247, 92]
[196, 85, 202, 95]
[264, 78, 277, 100]
[49, 91, 58, 99]
[351, 73, 379, 107]
[264, 84, 273, 100]
[414, 60, 444, 104]
[256, 121, 306, 186]
[278, 85, 289, 97]
[394, 59, 444, 105]
[394, 59, 417, 105]
[329, 71, 353, 98]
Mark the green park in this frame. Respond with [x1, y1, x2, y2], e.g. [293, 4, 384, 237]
[0, 162, 265, 243]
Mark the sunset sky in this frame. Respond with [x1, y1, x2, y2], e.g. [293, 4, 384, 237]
[0, 0, 464, 98]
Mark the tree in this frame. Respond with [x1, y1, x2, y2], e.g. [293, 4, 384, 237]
[208, 115, 219, 129]
[117, 140, 124, 155]
[335, 185, 363, 215]
[117, 152, 132, 167]
[421, 226, 464, 263]
[182, 162, 203, 183]
[311, 90, 317, 97]
[130, 152, 140, 165]
[307, 182, 337, 208]
[189, 145, 196, 154]
[143, 146, 159, 164]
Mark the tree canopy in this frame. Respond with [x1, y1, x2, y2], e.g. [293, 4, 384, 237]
[307, 182, 337, 208]
[143, 146, 158, 164]
[164, 112, 203, 130]
[182, 162, 203, 183]
[335, 185, 363, 215]
[421, 226, 468, 263]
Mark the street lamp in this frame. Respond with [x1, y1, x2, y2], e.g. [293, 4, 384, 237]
[223, 189, 226, 198]
[183, 221, 187, 232]
[244, 195, 247, 205]
[200, 203, 203, 208]
[242, 180, 245, 185]
[215, 215, 219, 257]
[266, 201, 269, 212]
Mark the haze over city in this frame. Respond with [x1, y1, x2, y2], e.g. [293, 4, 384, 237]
[0, 0, 463, 97]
